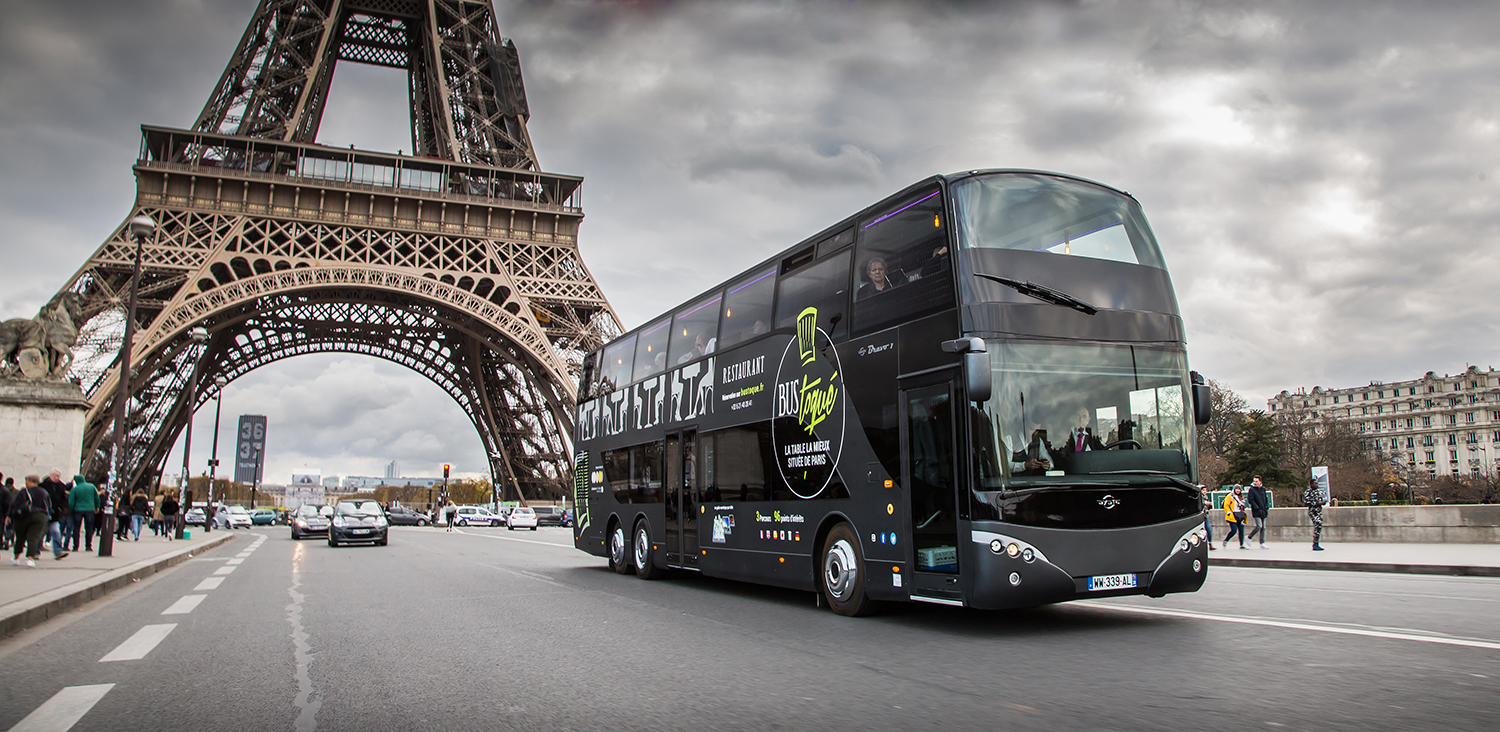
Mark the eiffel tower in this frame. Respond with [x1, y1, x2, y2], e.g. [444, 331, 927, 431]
[58, 0, 619, 500]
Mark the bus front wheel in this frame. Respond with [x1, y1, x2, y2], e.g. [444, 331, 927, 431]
[633, 521, 664, 580]
[609, 523, 630, 575]
[821, 523, 874, 616]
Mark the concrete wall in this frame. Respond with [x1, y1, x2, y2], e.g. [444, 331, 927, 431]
[1206, 504, 1500, 543]
[0, 381, 89, 482]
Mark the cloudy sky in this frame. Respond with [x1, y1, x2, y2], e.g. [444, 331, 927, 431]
[3, 0, 1498, 482]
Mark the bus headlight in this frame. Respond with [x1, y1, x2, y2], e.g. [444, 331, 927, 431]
[1189, 533, 1201, 546]
[989, 539, 1003, 554]
[1006, 543, 1020, 558]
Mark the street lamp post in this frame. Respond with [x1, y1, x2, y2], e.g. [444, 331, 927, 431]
[205, 374, 228, 531]
[100, 214, 156, 558]
[175, 326, 208, 539]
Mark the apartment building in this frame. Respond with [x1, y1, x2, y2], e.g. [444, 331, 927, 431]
[1268, 365, 1500, 478]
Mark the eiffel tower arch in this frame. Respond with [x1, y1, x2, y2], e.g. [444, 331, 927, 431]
[58, 0, 620, 500]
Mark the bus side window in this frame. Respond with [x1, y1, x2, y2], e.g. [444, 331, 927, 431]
[719, 267, 776, 349]
[853, 187, 954, 335]
[774, 249, 851, 340]
[604, 446, 631, 503]
[669, 293, 723, 365]
[633, 319, 671, 381]
[631, 441, 664, 503]
[601, 335, 637, 392]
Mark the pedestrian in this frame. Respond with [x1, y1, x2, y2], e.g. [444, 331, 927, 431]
[114, 489, 131, 540]
[0, 473, 11, 552]
[9, 476, 52, 567]
[161, 493, 180, 541]
[68, 474, 100, 552]
[1222, 485, 1247, 549]
[40, 470, 71, 560]
[130, 489, 151, 541]
[1245, 475, 1271, 549]
[151, 492, 165, 537]
[444, 499, 457, 531]
[1199, 485, 1214, 551]
[1303, 478, 1327, 551]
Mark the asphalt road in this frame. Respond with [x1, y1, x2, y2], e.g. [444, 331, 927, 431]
[1, 526, 1496, 732]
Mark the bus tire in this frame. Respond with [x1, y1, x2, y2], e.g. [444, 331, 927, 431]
[633, 520, 664, 580]
[609, 522, 630, 575]
[820, 523, 874, 616]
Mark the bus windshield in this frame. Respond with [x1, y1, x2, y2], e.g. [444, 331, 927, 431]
[972, 343, 1195, 488]
[952, 173, 1165, 269]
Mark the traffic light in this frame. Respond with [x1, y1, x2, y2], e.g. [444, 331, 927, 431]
[443, 464, 450, 479]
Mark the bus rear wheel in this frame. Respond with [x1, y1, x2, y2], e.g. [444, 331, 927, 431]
[820, 523, 874, 616]
[633, 521, 664, 580]
[609, 523, 630, 574]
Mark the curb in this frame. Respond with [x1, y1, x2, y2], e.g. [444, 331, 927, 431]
[0, 532, 238, 637]
[1209, 556, 1500, 577]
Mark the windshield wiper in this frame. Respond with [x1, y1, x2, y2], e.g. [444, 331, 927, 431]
[975, 273, 1098, 315]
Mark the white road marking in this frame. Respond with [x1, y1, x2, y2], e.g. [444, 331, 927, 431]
[1078, 601, 1500, 651]
[161, 595, 207, 615]
[452, 528, 575, 549]
[99, 624, 177, 662]
[213, 565, 236, 576]
[194, 577, 225, 591]
[5, 684, 114, 732]
[227, 558, 245, 565]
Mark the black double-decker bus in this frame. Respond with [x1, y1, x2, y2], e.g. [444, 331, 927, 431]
[572, 170, 1212, 615]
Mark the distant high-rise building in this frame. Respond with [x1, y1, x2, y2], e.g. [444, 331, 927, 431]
[385, 461, 400, 480]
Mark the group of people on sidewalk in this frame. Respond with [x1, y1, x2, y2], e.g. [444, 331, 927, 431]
[2, 469, 100, 567]
[2, 469, 192, 568]
[1200, 475, 1329, 552]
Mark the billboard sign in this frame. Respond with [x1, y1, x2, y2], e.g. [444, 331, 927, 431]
[234, 415, 267, 485]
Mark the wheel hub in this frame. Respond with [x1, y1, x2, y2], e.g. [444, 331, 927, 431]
[823, 539, 857, 600]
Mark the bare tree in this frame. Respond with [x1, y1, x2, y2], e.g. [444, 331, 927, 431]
[1195, 379, 1247, 489]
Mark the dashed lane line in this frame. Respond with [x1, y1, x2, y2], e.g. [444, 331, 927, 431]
[1077, 601, 1500, 651]
[227, 558, 245, 565]
[212, 565, 237, 576]
[5, 684, 114, 732]
[161, 595, 207, 615]
[194, 577, 225, 591]
[98, 624, 177, 662]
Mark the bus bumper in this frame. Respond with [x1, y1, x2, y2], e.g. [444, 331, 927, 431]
[964, 515, 1208, 610]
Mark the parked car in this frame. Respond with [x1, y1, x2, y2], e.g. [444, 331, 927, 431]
[183, 507, 207, 526]
[328, 499, 388, 547]
[506, 506, 538, 530]
[251, 508, 277, 526]
[385, 506, 430, 526]
[218, 505, 253, 529]
[455, 506, 503, 527]
[532, 505, 567, 527]
[290, 504, 331, 540]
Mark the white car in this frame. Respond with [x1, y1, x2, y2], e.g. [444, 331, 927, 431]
[506, 506, 538, 530]
[218, 505, 253, 529]
[455, 506, 503, 527]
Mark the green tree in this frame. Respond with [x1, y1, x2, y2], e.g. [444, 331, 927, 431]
[1222, 411, 1297, 492]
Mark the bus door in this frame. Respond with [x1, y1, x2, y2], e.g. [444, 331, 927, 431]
[901, 379, 962, 597]
[664, 430, 699, 568]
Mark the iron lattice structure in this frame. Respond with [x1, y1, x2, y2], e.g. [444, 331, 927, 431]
[60, 0, 619, 500]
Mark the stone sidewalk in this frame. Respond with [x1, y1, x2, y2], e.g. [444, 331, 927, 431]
[1207, 540, 1500, 576]
[1, 528, 247, 636]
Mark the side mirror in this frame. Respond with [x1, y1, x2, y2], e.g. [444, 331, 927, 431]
[1191, 370, 1212, 425]
[942, 337, 992, 403]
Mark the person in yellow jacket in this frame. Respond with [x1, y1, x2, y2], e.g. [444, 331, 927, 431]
[1222, 485, 1248, 549]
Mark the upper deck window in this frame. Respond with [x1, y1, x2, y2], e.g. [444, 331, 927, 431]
[775, 250, 851, 340]
[720, 267, 776, 349]
[669, 294, 722, 365]
[579, 351, 601, 400]
[853, 187, 954, 335]
[633, 319, 671, 381]
[952, 174, 1165, 269]
[601, 335, 637, 392]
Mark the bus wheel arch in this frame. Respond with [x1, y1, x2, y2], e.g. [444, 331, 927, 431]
[607, 515, 630, 575]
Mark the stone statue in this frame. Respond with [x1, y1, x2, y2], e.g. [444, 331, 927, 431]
[1, 292, 86, 380]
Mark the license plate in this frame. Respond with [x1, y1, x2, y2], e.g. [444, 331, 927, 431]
[1087, 573, 1138, 591]
[352, 529, 370, 535]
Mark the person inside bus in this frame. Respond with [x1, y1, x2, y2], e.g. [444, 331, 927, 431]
[1010, 427, 1064, 476]
[857, 257, 907, 299]
[676, 331, 715, 364]
[1060, 406, 1107, 470]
